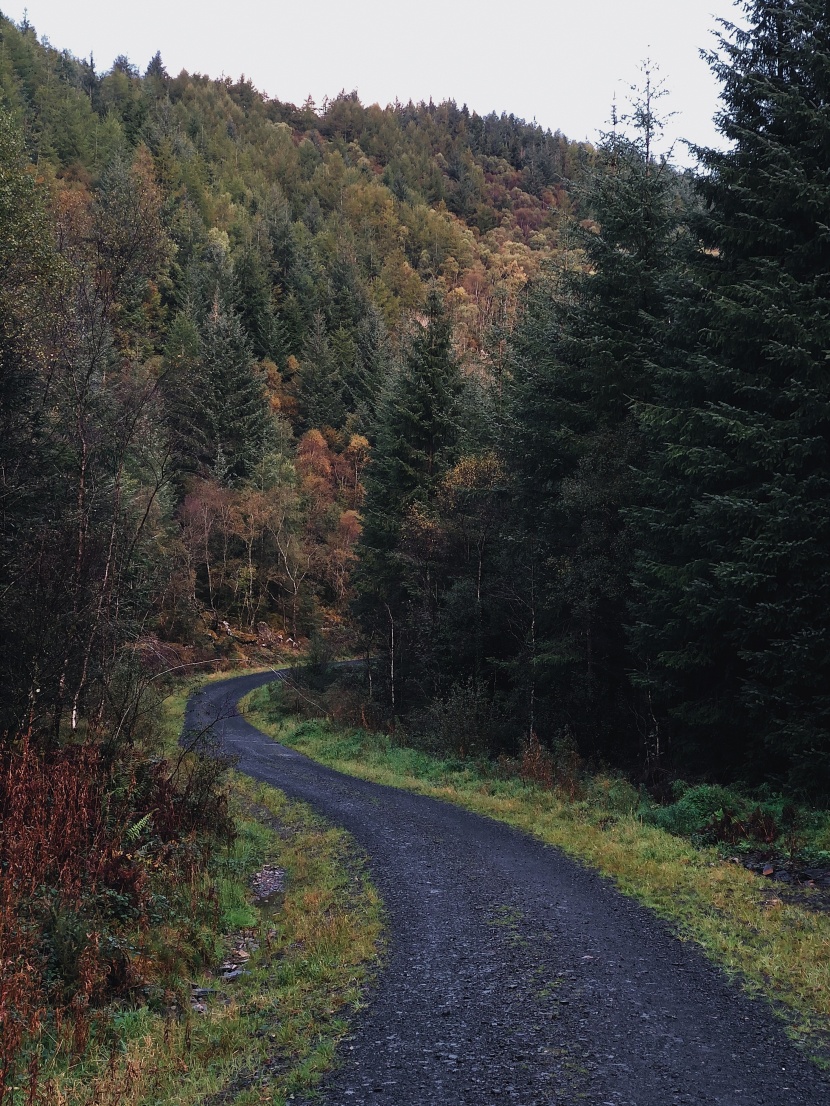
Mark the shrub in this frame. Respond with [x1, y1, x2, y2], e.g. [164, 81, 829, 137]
[645, 784, 750, 840]
[519, 731, 554, 788]
[0, 719, 236, 1102]
[587, 776, 640, 817]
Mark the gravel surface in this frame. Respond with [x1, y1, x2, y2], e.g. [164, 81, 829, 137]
[187, 672, 830, 1106]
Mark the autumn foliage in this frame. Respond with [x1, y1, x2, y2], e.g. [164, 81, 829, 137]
[0, 719, 233, 1101]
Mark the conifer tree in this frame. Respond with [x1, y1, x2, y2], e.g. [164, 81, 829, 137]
[361, 289, 461, 561]
[179, 294, 270, 482]
[355, 290, 462, 708]
[631, 0, 830, 787]
[297, 312, 345, 430]
[0, 111, 63, 733]
[344, 303, 393, 433]
[506, 72, 688, 759]
[232, 245, 287, 362]
[163, 310, 205, 478]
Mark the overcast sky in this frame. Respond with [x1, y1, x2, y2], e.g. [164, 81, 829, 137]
[3, 1, 741, 161]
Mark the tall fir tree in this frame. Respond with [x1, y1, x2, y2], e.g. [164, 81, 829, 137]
[232, 245, 287, 362]
[355, 289, 463, 710]
[630, 0, 830, 789]
[360, 289, 462, 566]
[506, 73, 689, 761]
[187, 293, 271, 482]
[344, 302, 393, 434]
[297, 311, 346, 430]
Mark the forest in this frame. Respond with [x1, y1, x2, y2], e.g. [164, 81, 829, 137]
[1, 0, 830, 1097]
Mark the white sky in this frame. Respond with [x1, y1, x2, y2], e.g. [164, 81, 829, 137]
[3, 1, 740, 162]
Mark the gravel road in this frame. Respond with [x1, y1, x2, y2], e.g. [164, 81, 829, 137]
[187, 671, 830, 1106]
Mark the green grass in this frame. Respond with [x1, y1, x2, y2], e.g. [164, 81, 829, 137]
[242, 683, 830, 1066]
[31, 673, 383, 1106]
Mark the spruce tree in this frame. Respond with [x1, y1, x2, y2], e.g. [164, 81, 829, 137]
[506, 75, 689, 760]
[361, 289, 461, 563]
[297, 312, 345, 430]
[355, 289, 463, 707]
[631, 0, 830, 788]
[182, 294, 270, 482]
[344, 302, 393, 434]
[232, 246, 287, 362]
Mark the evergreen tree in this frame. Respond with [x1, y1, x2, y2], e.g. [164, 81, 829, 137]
[163, 310, 205, 478]
[232, 245, 287, 362]
[297, 312, 345, 430]
[361, 289, 461, 559]
[0, 110, 63, 733]
[145, 51, 168, 81]
[355, 290, 463, 708]
[506, 73, 689, 760]
[631, 0, 830, 788]
[191, 294, 270, 481]
[344, 302, 393, 433]
[323, 241, 370, 334]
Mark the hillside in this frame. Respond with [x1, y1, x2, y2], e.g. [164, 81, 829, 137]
[3, 2, 830, 1098]
[0, 12, 593, 681]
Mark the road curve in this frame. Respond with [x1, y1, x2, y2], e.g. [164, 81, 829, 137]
[187, 671, 830, 1106]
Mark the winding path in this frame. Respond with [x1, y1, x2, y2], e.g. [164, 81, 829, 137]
[187, 672, 830, 1106]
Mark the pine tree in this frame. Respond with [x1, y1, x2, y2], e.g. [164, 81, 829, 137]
[631, 1, 830, 788]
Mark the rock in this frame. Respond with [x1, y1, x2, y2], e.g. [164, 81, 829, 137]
[252, 864, 286, 900]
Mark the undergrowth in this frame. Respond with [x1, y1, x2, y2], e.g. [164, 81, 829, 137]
[0, 677, 383, 1105]
[32, 773, 384, 1106]
[0, 685, 234, 1104]
[242, 679, 830, 1066]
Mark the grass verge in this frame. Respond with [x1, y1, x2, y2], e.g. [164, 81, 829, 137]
[242, 682, 830, 1066]
[30, 678, 383, 1106]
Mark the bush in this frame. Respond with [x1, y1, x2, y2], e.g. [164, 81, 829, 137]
[407, 679, 506, 758]
[586, 776, 640, 817]
[0, 719, 236, 1101]
[645, 784, 750, 840]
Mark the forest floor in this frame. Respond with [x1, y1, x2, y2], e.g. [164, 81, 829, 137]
[188, 671, 830, 1105]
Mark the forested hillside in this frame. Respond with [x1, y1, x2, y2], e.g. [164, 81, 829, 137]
[2, 0, 830, 790]
[2, 0, 829, 783]
[0, 10, 592, 718]
[0, 17, 595, 1089]
[2, 0, 830, 1092]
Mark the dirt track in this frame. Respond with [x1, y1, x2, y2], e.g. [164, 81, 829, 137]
[187, 671, 830, 1106]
